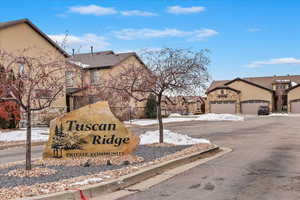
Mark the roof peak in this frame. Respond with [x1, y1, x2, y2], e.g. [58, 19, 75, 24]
[74, 50, 115, 56]
[0, 18, 69, 57]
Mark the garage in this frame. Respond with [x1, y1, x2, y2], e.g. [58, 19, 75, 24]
[290, 100, 300, 113]
[210, 101, 236, 114]
[241, 100, 269, 115]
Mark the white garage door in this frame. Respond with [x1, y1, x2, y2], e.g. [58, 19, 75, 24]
[241, 100, 269, 115]
[291, 101, 300, 113]
[210, 101, 236, 114]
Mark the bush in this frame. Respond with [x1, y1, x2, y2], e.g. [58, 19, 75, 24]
[145, 94, 157, 118]
[0, 101, 20, 129]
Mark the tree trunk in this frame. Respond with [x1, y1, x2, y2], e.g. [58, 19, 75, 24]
[157, 95, 164, 143]
[25, 109, 32, 170]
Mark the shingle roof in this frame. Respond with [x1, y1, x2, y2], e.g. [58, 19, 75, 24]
[207, 75, 300, 93]
[68, 51, 138, 69]
[0, 18, 69, 57]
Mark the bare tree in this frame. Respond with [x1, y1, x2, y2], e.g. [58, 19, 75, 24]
[0, 49, 68, 170]
[102, 48, 210, 143]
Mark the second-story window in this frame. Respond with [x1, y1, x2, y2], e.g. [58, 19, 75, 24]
[18, 63, 25, 75]
[90, 70, 99, 85]
[66, 71, 73, 87]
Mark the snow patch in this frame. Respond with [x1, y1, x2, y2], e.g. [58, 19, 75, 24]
[140, 130, 210, 145]
[126, 113, 244, 126]
[169, 113, 182, 117]
[0, 128, 49, 142]
[196, 113, 244, 121]
[69, 60, 90, 68]
[70, 177, 103, 186]
[291, 82, 298, 87]
[268, 113, 300, 117]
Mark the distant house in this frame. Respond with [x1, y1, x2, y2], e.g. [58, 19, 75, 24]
[206, 75, 300, 114]
[0, 19, 69, 126]
[161, 96, 205, 115]
[67, 50, 149, 120]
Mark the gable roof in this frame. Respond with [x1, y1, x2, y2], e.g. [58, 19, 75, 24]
[225, 78, 273, 92]
[207, 75, 300, 93]
[206, 86, 241, 94]
[287, 83, 300, 92]
[0, 18, 69, 57]
[68, 51, 141, 69]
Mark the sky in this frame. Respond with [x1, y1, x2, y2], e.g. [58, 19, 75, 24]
[1, 0, 300, 81]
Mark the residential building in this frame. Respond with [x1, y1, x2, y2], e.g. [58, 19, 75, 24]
[67, 50, 149, 120]
[161, 96, 205, 115]
[206, 75, 300, 114]
[0, 19, 69, 126]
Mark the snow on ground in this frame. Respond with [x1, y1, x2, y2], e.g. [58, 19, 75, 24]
[126, 113, 244, 126]
[140, 130, 211, 145]
[125, 117, 194, 126]
[268, 113, 300, 117]
[70, 177, 104, 186]
[196, 113, 244, 121]
[169, 113, 182, 117]
[0, 127, 49, 142]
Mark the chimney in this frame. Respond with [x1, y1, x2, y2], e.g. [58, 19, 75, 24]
[91, 46, 94, 55]
[72, 49, 75, 56]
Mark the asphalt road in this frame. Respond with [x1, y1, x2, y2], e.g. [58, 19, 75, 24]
[0, 145, 43, 165]
[119, 116, 300, 200]
[1, 116, 300, 200]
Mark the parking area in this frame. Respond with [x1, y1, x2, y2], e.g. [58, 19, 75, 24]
[121, 115, 300, 200]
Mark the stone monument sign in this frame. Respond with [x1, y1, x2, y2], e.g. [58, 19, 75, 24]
[43, 101, 139, 158]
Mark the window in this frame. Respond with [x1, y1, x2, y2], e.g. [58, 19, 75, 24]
[19, 63, 24, 74]
[90, 70, 99, 85]
[66, 71, 73, 87]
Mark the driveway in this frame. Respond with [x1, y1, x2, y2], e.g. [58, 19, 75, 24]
[120, 116, 300, 200]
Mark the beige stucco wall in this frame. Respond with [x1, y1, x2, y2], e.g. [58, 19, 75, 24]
[73, 55, 148, 119]
[0, 23, 68, 125]
[287, 87, 300, 112]
[227, 81, 273, 111]
[206, 89, 240, 113]
[0, 23, 63, 58]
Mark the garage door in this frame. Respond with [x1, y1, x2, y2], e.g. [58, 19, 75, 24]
[291, 100, 300, 113]
[210, 101, 236, 114]
[241, 100, 269, 115]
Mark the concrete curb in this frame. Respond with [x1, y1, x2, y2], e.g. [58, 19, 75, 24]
[21, 146, 221, 200]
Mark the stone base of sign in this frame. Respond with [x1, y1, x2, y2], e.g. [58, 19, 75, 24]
[43, 101, 140, 159]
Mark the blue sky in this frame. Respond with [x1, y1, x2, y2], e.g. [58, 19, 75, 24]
[1, 0, 300, 81]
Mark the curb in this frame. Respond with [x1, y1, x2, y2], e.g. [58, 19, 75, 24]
[21, 146, 221, 200]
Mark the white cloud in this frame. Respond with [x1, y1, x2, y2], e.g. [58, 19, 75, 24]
[248, 28, 261, 32]
[68, 5, 156, 17]
[113, 28, 218, 40]
[121, 10, 157, 16]
[248, 57, 300, 68]
[49, 33, 111, 53]
[167, 6, 205, 14]
[69, 5, 117, 16]
[191, 29, 219, 41]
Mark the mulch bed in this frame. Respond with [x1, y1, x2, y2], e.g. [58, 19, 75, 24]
[0, 143, 213, 199]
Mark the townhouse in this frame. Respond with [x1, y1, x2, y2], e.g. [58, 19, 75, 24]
[66, 50, 149, 120]
[206, 75, 300, 114]
[0, 19, 69, 125]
